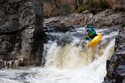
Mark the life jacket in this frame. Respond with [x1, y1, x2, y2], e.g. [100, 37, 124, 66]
[88, 31, 97, 39]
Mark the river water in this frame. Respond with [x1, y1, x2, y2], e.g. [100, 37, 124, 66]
[0, 26, 118, 83]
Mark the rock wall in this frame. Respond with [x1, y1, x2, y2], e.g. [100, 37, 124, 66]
[103, 24, 125, 83]
[44, 9, 125, 29]
[0, 0, 46, 68]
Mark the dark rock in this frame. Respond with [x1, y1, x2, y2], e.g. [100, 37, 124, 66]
[57, 35, 73, 47]
[47, 34, 60, 41]
[0, 60, 3, 69]
[43, 24, 75, 32]
[72, 32, 85, 39]
[0, 0, 45, 68]
[103, 25, 125, 83]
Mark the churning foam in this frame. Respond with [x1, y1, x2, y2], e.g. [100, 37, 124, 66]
[0, 28, 118, 83]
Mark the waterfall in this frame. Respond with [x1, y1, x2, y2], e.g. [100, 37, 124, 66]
[0, 26, 118, 83]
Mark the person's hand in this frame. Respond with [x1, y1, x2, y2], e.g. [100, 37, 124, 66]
[85, 16, 88, 21]
[85, 25, 87, 28]
[84, 36, 86, 38]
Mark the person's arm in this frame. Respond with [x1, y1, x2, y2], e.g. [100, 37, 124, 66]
[86, 36, 90, 40]
[87, 25, 96, 33]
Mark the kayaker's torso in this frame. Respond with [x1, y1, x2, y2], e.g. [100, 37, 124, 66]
[88, 31, 97, 39]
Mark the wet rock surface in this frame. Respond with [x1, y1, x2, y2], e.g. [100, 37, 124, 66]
[43, 24, 76, 32]
[103, 24, 125, 83]
[0, 0, 45, 68]
[44, 24, 85, 41]
[57, 35, 74, 47]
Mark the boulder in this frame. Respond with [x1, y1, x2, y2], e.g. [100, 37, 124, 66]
[57, 35, 73, 47]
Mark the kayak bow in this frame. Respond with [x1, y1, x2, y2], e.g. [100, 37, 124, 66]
[89, 33, 102, 47]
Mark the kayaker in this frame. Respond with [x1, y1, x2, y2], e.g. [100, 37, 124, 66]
[84, 25, 97, 40]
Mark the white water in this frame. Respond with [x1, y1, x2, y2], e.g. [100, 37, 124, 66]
[0, 27, 118, 83]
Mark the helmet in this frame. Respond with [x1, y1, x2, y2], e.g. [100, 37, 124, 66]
[86, 29, 91, 32]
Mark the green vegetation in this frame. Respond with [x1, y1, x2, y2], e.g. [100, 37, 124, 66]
[89, 0, 110, 14]
[76, 0, 110, 14]
[44, 0, 110, 18]
[44, 4, 72, 18]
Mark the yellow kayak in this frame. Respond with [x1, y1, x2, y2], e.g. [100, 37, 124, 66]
[89, 33, 102, 47]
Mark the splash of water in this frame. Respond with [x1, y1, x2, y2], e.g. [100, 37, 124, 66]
[0, 28, 118, 83]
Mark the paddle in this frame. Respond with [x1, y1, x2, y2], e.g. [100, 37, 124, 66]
[79, 16, 89, 51]
[85, 16, 89, 25]
[84, 16, 89, 36]
[82, 16, 89, 47]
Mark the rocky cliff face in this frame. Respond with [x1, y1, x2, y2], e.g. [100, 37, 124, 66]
[0, 0, 46, 68]
[103, 24, 125, 83]
[44, 9, 125, 29]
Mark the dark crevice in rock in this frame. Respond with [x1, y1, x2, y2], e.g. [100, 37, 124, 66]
[0, 31, 18, 35]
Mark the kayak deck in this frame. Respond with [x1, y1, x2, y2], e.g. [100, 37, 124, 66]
[89, 33, 102, 47]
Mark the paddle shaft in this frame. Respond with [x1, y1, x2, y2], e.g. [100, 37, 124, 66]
[84, 16, 89, 42]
